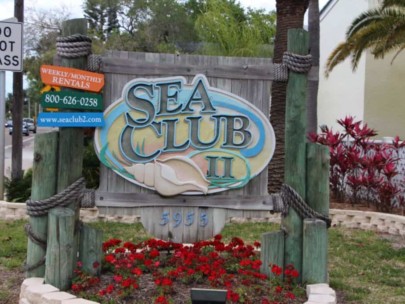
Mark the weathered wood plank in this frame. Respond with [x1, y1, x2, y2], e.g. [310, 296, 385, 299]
[98, 51, 272, 200]
[57, 18, 87, 279]
[96, 191, 280, 210]
[304, 143, 330, 283]
[282, 29, 310, 281]
[45, 207, 75, 290]
[306, 143, 330, 215]
[139, 206, 227, 243]
[302, 219, 328, 283]
[102, 57, 274, 80]
[27, 131, 58, 278]
[79, 224, 103, 276]
[260, 231, 284, 278]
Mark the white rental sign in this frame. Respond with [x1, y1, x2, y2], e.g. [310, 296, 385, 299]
[0, 21, 23, 72]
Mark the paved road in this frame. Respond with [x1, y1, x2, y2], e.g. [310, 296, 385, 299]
[4, 127, 56, 177]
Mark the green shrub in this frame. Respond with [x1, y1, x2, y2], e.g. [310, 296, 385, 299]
[4, 169, 33, 202]
[82, 137, 100, 189]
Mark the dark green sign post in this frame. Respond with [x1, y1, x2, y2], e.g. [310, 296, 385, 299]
[41, 91, 103, 111]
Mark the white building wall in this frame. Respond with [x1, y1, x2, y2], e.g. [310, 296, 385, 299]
[318, 0, 370, 131]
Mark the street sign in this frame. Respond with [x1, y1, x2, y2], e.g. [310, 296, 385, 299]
[37, 112, 104, 127]
[40, 65, 104, 92]
[41, 91, 103, 111]
[0, 21, 23, 72]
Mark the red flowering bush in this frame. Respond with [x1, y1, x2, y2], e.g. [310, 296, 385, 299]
[71, 236, 303, 303]
[309, 116, 405, 212]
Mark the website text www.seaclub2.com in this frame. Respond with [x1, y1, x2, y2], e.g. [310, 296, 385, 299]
[37, 112, 105, 127]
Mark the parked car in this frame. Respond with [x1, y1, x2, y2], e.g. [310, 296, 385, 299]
[23, 118, 36, 133]
[5, 120, 12, 128]
[9, 124, 29, 136]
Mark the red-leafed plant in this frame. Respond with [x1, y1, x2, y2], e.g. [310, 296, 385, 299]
[71, 236, 303, 303]
[309, 116, 405, 213]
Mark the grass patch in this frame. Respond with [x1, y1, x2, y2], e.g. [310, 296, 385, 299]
[1, 219, 404, 303]
[0, 220, 28, 269]
[328, 227, 405, 304]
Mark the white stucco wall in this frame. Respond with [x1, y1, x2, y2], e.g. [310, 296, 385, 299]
[318, 0, 370, 131]
[364, 51, 405, 138]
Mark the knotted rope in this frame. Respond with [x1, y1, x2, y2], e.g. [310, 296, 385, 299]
[273, 52, 313, 82]
[280, 183, 331, 228]
[56, 34, 92, 58]
[24, 177, 86, 272]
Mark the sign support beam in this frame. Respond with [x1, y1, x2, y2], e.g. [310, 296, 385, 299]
[0, 71, 5, 199]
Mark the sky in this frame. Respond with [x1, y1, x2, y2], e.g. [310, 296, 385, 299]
[0, 0, 330, 93]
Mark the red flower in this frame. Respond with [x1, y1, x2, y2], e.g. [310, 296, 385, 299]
[71, 284, 81, 292]
[113, 275, 122, 283]
[161, 277, 173, 287]
[98, 289, 106, 296]
[275, 285, 283, 293]
[155, 295, 169, 304]
[290, 269, 299, 278]
[252, 260, 262, 270]
[106, 284, 114, 294]
[227, 290, 240, 302]
[240, 259, 251, 267]
[214, 234, 222, 241]
[92, 261, 100, 269]
[285, 291, 296, 300]
[144, 259, 153, 267]
[271, 264, 283, 276]
[150, 249, 160, 258]
[121, 278, 132, 288]
[105, 254, 115, 264]
[131, 267, 143, 276]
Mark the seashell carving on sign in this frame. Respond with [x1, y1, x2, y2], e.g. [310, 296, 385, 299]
[94, 74, 275, 196]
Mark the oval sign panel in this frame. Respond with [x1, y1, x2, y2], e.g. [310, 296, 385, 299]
[94, 75, 275, 196]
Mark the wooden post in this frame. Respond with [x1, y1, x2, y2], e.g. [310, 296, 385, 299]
[282, 29, 309, 281]
[79, 224, 103, 276]
[304, 143, 330, 283]
[306, 143, 330, 215]
[302, 219, 328, 283]
[26, 132, 58, 277]
[260, 231, 284, 279]
[45, 207, 76, 290]
[57, 18, 87, 276]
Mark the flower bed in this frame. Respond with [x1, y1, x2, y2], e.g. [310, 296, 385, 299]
[71, 235, 304, 303]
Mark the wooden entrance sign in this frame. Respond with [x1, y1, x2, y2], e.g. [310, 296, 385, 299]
[94, 73, 276, 242]
[40, 65, 104, 92]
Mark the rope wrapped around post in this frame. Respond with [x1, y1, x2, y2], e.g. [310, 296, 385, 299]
[24, 177, 86, 271]
[280, 183, 331, 228]
[56, 33, 102, 72]
[56, 34, 92, 58]
[26, 177, 86, 217]
[273, 52, 312, 82]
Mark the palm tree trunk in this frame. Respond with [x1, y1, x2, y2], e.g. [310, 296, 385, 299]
[307, 0, 320, 134]
[268, 0, 309, 193]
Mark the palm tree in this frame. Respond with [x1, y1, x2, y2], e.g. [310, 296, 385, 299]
[268, 0, 309, 193]
[326, 0, 405, 76]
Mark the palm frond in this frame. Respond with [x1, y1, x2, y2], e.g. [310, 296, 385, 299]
[381, 0, 405, 10]
[328, 1, 405, 75]
[390, 43, 405, 63]
[347, 9, 384, 37]
[325, 42, 355, 76]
